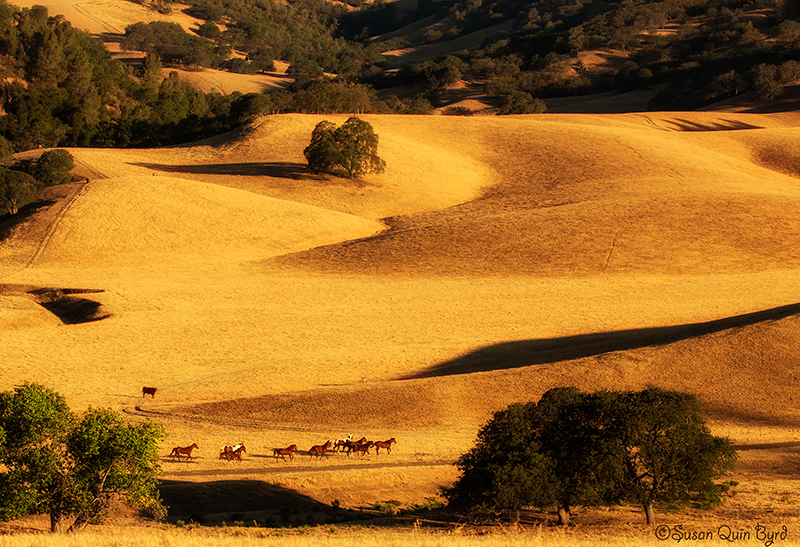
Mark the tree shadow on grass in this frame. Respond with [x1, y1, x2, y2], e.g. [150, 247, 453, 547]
[0, 199, 56, 241]
[159, 479, 333, 524]
[131, 161, 318, 180]
[404, 303, 800, 379]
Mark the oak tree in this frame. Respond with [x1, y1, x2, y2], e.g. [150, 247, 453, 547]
[304, 117, 385, 178]
[444, 387, 736, 526]
[0, 168, 37, 215]
[0, 383, 165, 532]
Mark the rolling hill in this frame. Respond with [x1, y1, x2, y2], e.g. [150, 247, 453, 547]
[2, 112, 800, 527]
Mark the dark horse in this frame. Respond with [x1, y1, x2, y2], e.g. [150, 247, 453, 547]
[343, 437, 367, 455]
[273, 444, 298, 462]
[169, 443, 199, 460]
[351, 440, 374, 457]
[309, 440, 331, 459]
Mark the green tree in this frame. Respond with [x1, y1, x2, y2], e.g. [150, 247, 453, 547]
[0, 168, 37, 215]
[32, 149, 74, 187]
[443, 401, 556, 519]
[0, 136, 13, 166]
[304, 117, 386, 178]
[534, 388, 625, 525]
[66, 408, 165, 531]
[0, 383, 165, 533]
[444, 387, 621, 525]
[613, 388, 738, 525]
[751, 63, 783, 102]
[444, 387, 736, 526]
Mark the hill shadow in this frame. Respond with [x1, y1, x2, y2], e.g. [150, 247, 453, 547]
[131, 161, 317, 180]
[159, 479, 332, 523]
[405, 303, 800, 379]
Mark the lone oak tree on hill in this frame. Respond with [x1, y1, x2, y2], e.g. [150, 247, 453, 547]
[0, 383, 165, 532]
[444, 387, 736, 526]
[304, 116, 386, 178]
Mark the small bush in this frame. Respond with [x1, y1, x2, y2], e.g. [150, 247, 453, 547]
[373, 500, 403, 514]
[442, 106, 474, 116]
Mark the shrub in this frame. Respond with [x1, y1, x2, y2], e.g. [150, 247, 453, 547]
[442, 106, 474, 116]
[33, 149, 74, 187]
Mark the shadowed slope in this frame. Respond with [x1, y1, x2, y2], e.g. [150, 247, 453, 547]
[175, 304, 800, 432]
[405, 302, 800, 378]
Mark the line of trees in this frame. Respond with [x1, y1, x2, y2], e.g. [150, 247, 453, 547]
[444, 387, 737, 526]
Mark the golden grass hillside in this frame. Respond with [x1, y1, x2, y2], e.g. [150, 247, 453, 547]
[2, 113, 800, 533]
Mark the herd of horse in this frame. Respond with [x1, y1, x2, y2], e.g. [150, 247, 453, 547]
[167, 436, 397, 463]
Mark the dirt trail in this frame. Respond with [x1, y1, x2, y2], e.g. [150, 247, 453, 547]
[162, 459, 454, 478]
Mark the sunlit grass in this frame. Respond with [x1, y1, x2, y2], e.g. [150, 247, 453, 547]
[0, 525, 666, 547]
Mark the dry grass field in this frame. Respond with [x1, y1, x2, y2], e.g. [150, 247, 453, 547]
[3, 110, 800, 544]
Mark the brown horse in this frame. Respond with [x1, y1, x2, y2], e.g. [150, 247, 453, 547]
[220, 443, 246, 461]
[343, 437, 368, 455]
[333, 434, 352, 451]
[228, 444, 246, 461]
[309, 440, 331, 459]
[374, 438, 397, 455]
[273, 444, 298, 462]
[351, 440, 374, 457]
[169, 443, 199, 460]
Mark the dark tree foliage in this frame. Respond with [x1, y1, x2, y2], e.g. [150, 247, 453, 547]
[0, 167, 37, 215]
[444, 387, 737, 526]
[120, 21, 224, 67]
[182, 0, 379, 75]
[304, 117, 386, 178]
[0, 3, 227, 149]
[32, 149, 74, 187]
[613, 388, 739, 525]
[443, 400, 556, 517]
[498, 90, 547, 114]
[289, 78, 377, 114]
[0, 383, 165, 533]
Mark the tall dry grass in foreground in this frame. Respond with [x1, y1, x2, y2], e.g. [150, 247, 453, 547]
[0, 526, 666, 547]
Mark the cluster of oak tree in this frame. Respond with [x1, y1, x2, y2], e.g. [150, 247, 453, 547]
[303, 117, 385, 179]
[444, 386, 737, 526]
